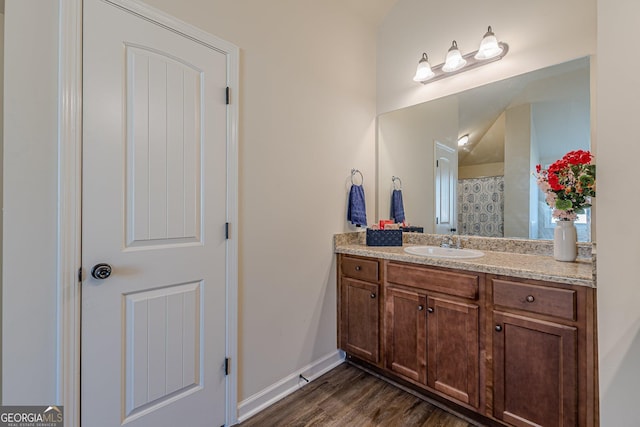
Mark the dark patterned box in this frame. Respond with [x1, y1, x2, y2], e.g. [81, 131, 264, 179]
[366, 229, 402, 246]
[401, 226, 424, 233]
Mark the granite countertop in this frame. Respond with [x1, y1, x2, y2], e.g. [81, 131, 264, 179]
[335, 232, 595, 287]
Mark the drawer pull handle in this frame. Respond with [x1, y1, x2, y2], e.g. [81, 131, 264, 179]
[427, 307, 434, 313]
[370, 293, 376, 299]
[526, 295, 535, 303]
[418, 305, 424, 311]
[495, 325, 503, 332]
[355, 266, 362, 271]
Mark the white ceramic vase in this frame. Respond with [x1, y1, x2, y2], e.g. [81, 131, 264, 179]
[554, 219, 577, 262]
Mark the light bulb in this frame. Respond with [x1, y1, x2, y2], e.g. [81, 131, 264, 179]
[458, 135, 469, 146]
[413, 53, 435, 82]
[475, 26, 504, 60]
[442, 41, 467, 73]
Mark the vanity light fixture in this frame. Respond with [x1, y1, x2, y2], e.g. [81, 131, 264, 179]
[412, 53, 435, 82]
[412, 26, 509, 84]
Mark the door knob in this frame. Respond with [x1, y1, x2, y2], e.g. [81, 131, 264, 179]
[91, 263, 112, 280]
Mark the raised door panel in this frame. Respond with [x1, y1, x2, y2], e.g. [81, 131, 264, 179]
[385, 287, 427, 384]
[493, 311, 577, 427]
[126, 45, 202, 247]
[340, 278, 380, 363]
[125, 283, 201, 414]
[427, 296, 479, 408]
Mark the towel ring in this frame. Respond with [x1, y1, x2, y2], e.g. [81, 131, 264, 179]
[351, 169, 364, 185]
[392, 176, 402, 190]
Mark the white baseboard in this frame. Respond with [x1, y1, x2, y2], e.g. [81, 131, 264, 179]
[236, 350, 345, 423]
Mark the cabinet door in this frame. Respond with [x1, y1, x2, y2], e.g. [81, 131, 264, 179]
[385, 287, 427, 384]
[493, 311, 577, 427]
[340, 278, 380, 363]
[427, 296, 479, 408]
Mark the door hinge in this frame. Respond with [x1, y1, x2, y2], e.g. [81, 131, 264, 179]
[436, 160, 439, 167]
[225, 86, 230, 105]
[436, 217, 439, 224]
[225, 222, 230, 239]
[78, 267, 82, 282]
[224, 357, 230, 376]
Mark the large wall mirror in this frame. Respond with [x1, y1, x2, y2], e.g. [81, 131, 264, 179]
[377, 56, 591, 241]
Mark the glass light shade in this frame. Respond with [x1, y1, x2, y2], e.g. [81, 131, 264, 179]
[442, 41, 466, 73]
[474, 27, 504, 60]
[457, 135, 469, 146]
[413, 53, 435, 82]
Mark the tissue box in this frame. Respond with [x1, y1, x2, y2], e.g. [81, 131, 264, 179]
[366, 229, 403, 246]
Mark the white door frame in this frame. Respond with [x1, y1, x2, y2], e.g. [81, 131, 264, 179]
[57, 1, 239, 425]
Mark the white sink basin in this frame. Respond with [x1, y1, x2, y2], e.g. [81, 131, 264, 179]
[404, 245, 485, 259]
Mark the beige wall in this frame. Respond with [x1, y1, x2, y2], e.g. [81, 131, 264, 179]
[0, 10, 4, 402]
[596, 0, 640, 424]
[377, 0, 596, 115]
[143, 0, 380, 401]
[0, 0, 4, 401]
[458, 162, 504, 180]
[503, 104, 531, 239]
[2, 1, 60, 403]
[377, 96, 458, 230]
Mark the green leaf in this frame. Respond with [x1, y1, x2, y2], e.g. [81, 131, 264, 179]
[555, 199, 573, 210]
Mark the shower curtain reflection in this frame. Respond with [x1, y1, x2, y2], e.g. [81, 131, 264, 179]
[457, 176, 504, 237]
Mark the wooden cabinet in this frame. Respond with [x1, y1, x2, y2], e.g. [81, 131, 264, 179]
[337, 255, 597, 427]
[490, 276, 595, 427]
[340, 278, 380, 363]
[427, 296, 479, 408]
[384, 262, 481, 409]
[492, 311, 577, 427]
[384, 286, 427, 383]
[338, 255, 381, 365]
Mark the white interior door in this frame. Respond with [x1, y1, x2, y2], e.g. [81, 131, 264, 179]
[435, 141, 458, 235]
[82, 1, 229, 426]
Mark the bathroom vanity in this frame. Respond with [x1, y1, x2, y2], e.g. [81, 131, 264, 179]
[335, 232, 597, 427]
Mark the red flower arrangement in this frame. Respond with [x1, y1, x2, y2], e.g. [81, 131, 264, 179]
[535, 150, 596, 220]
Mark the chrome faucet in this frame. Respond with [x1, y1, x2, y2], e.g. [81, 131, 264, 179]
[441, 228, 457, 248]
[440, 236, 452, 248]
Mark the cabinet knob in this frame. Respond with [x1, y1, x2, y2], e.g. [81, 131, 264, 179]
[355, 265, 361, 271]
[495, 325, 503, 332]
[370, 293, 376, 299]
[427, 307, 434, 313]
[418, 305, 424, 311]
[526, 295, 535, 303]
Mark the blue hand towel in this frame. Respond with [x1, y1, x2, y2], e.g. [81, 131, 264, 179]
[347, 184, 367, 227]
[390, 189, 405, 223]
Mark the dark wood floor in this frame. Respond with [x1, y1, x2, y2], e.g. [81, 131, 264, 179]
[237, 363, 479, 427]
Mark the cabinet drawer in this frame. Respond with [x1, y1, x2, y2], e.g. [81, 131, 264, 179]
[493, 279, 576, 321]
[386, 262, 479, 300]
[341, 256, 379, 282]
